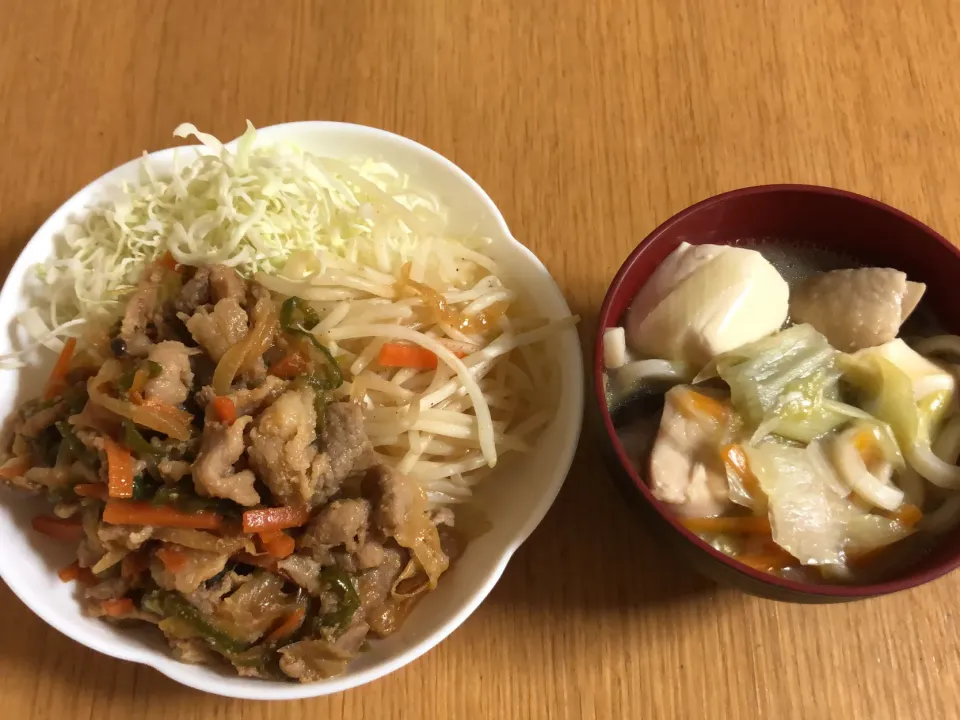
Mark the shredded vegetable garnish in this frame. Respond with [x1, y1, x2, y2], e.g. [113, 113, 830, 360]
[2, 121, 454, 368]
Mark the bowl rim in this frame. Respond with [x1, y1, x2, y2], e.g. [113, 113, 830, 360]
[0, 120, 584, 698]
[593, 183, 960, 599]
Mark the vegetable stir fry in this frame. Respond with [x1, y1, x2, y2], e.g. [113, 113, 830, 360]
[0, 263, 461, 681]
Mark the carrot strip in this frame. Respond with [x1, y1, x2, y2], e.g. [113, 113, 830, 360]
[377, 343, 442, 370]
[158, 251, 181, 273]
[0, 457, 31, 478]
[44, 337, 77, 400]
[853, 429, 884, 466]
[680, 515, 772, 534]
[212, 396, 237, 424]
[156, 546, 189, 573]
[120, 550, 150, 579]
[258, 530, 295, 559]
[101, 598, 135, 617]
[721, 444, 763, 499]
[58, 561, 98, 585]
[675, 389, 728, 422]
[103, 437, 134, 499]
[31, 514, 84, 541]
[103, 500, 223, 531]
[886, 503, 923, 528]
[266, 607, 306, 643]
[267, 351, 310, 379]
[243, 506, 310, 534]
[73, 483, 108, 500]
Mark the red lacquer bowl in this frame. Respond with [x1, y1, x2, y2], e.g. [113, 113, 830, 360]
[593, 184, 960, 602]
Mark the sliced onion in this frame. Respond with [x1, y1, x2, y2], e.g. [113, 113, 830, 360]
[88, 360, 193, 441]
[906, 442, 960, 489]
[806, 440, 850, 497]
[832, 430, 905, 511]
[212, 308, 277, 395]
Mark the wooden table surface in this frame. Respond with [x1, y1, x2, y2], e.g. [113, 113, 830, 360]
[2, 1, 959, 718]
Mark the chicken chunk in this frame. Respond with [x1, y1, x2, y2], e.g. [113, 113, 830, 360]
[310, 402, 375, 505]
[789, 268, 926, 352]
[192, 417, 260, 506]
[648, 386, 733, 517]
[144, 341, 196, 406]
[247, 387, 318, 506]
[184, 297, 248, 361]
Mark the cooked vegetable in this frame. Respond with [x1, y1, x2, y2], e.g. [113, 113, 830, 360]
[103, 437, 135, 499]
[58, 561, 97, 585]
[145, 590, 250, 654]
[31, 515, 83, 541]
[101, 598, 136, 617]
[831, 428, 904, 511]
[89, 361, 193, 441]
[317, 566, 360, 631]
[679, 516, 772, 534]
[73, 483, 108, 500]
[242, 506, 310, 534]
[267, 351, 309, 379]
[267, 608, 307, 643]
[279, 297, 342, 388]
[212, 396, 237, 424]
[156, 547, 190, 573]
[44, 337, 77, 400]
[258, 530, 295, 559]
[0, 458, 31, 478]
[715, 324, 844, 443]
[103, 500, 223, 531]
[377, 343, 445, 370]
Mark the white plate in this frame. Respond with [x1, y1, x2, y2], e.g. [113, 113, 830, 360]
[0, 122, 584, 700]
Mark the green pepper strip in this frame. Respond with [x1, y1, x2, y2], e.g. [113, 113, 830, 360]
[146, 360, 163, 378]
[123, 420, 161, 456]
[56, 421, 89, 460]
[145, 590, 250, 655]
[317, 566, 360, 632]
[279, 297, 342, 389]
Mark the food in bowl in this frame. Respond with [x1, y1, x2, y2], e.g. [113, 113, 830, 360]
[603, 239, 960, 584]
[0, 124, 575, 681]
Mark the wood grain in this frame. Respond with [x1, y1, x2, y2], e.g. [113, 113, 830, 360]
[2, 0, 960, 717]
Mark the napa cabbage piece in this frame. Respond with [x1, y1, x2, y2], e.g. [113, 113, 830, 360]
[745, 443, 913, 565]
[841, 344, 960, 488]
[713, 324, 845, 443]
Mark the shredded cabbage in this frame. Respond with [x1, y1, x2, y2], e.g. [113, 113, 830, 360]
[2, 121, 459, 367]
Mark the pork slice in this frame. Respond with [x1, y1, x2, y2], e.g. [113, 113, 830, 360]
[183, 570, 249, 614]
[247, 387, 318, 506]
[356, 544, 406, 618]
[278, 622, 370, 683]
[370, 466, 418, 537]
[175, 266, 211, 314]
[144, 341, 196, 406]
[120, 264, 164, 356]
[192, 417, 260, 506]
[169, 637, 219, 665]
[184, 297, 248, 361]
[210, 265, 248, 303]
[301, 499, 371, 552]
[196, 376, 288, 422]
[157, 458, 191, 484]
[98, 523, 154, 551]
[150, 546, 230, 594]
[277, 553, 324, 594]
[310, 402, 375, 506]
